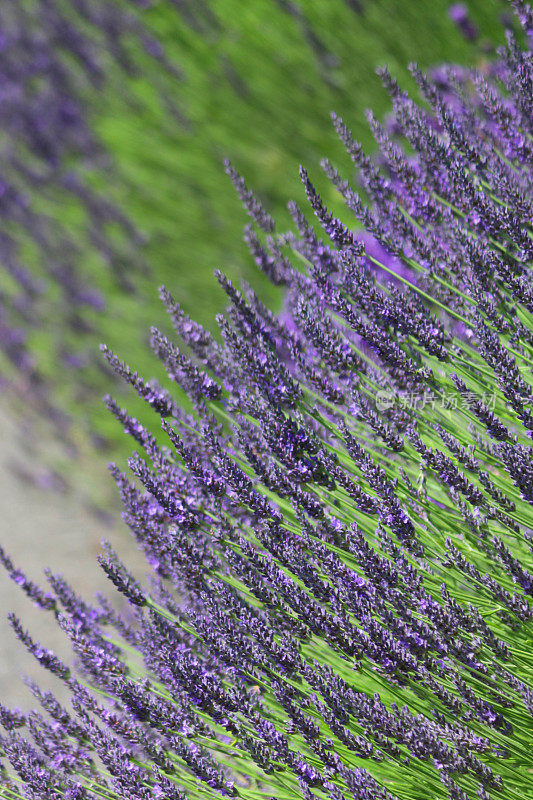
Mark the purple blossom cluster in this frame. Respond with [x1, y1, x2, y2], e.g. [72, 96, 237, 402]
[0, 3, 532, 800]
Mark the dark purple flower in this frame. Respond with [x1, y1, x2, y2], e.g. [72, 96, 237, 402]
[449, 4, 479, 41]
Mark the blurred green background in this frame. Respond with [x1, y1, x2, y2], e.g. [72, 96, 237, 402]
[2, 0, 506, 511]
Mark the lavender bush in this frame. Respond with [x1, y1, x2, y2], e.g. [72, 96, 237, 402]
[0, 2, 532, 799]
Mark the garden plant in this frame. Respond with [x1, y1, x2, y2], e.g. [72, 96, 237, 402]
[0, 1, 532, 800]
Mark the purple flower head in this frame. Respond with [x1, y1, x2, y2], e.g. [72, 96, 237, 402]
[449, 4, 479, 41]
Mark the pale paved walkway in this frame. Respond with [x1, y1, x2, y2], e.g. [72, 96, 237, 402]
[0, 404, 133, 709]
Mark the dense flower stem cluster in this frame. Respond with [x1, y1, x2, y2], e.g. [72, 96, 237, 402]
[1, 4, 533, 800]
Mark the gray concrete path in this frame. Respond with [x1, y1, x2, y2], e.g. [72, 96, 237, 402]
[0, 404, 130, 709]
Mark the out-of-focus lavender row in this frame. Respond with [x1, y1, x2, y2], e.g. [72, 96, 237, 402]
[0, 0, 181, 440]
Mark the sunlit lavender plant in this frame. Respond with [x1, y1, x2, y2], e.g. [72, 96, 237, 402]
[1, 3, 532, 800]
